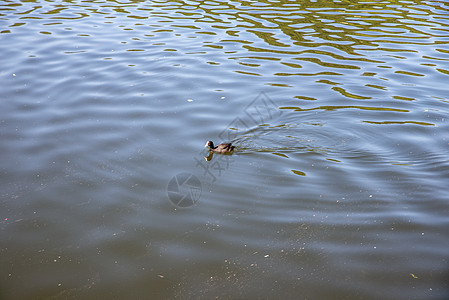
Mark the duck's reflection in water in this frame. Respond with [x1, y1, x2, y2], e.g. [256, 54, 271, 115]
[204, 150, 234, 162]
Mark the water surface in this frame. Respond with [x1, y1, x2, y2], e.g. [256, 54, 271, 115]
[1, 0, 449, 299]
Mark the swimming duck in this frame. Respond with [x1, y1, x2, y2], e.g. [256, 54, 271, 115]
[205, 141, 235, 153]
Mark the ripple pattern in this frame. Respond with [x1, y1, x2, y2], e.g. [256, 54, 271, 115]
[1, 1, 449, 299]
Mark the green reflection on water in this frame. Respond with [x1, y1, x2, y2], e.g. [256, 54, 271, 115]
[280, 106, 408, 112]
[272, 152, 289, 158]
[291, 169, 306, 176]
[363, 120, 435, 126]
[332, 87, 371, 99]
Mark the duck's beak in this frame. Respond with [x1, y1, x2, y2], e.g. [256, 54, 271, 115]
[205, 143, 208, 148]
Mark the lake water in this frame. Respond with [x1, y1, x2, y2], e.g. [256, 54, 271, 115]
[1, 0, 449, 299]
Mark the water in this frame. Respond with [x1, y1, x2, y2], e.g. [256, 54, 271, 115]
[1, 0, 449, 299]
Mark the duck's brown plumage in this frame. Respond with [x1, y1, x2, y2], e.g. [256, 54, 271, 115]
[205, 141, 235, 153]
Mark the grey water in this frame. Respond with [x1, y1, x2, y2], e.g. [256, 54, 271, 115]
[1, 0, 449, 299]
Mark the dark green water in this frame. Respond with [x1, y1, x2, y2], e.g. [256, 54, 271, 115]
[1, 0, 449, 299]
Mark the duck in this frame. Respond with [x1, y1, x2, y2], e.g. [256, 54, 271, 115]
[205, 141, 235, 153]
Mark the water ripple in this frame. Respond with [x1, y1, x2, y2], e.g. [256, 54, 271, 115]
[2, 1, 449, 299]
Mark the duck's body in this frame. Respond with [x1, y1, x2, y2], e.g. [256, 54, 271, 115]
[205, 141, 235, 153]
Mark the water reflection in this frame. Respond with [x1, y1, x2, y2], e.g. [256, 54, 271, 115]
[203, 150, 234, 162]
[4, 0, 448, 102]
[2, 0, 449, 299]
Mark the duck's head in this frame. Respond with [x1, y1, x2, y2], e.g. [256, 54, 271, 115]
[205, 141, 214, 148]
